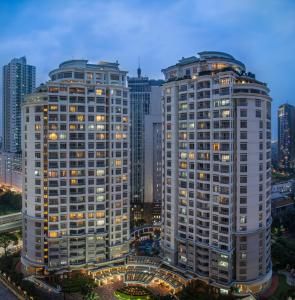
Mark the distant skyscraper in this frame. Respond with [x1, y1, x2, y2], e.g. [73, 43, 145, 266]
[278, 104, 295, 170]
[144, 86, 163, 224]
[128, 67, 163, 227]
[0, 151, 22, 191]
[3, 56, 36, 153]
[22, 60, 130, 273]
[161, 51, 272, 295]
[271, 140, 278, 167]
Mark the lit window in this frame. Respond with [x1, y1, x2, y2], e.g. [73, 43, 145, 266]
[115, 217, 122, 224]
[180, 190, 187, 197]
[240, 216, 247, 224]
[212, 63, 228, 70]
[96, 115, 105, 122]
[96, 219, 105, 226]
[70, 170, 78, 176]
[218, 260, 229, 268]
[180, 133, 187, 140]
[189, 152, 195, 159]
[220, 78, 231, 85]
[96, 169, 105, 176]
[220, 289, 229, 295]
[199, 173, 205, 179]
[115, 160, 122, 167]
[49, 105, 58, 111]
[96, 195, 105, 202]
[76, 151, 85, 158]
[96, 151, 105, 158]
[77, 213, 83, 219]
[96, 89, 103, 95]
[96, 124, 105, 131]
[69, 106, 77, 112]
[221, 154, 230, 162]
[96, 211, 105, 218]
[96, 187, 105, 193]
[49, 132, 58, 140]
[96, 133, 106, 140]
[180, 103, 188, 110]
[48, 231, 58, 238]
[35, 124, 41, 131]
[60, 170, 67, 177]
[213, 143, 220, 151]
[59, 133, 67, 139]
[48, 171, 58, 178]
[221, 110, 230, 118]
[180, 152, 187, 159]
[70, 179, 78, 185]
[180, 162, 187, 169]
[49, 216, 58, 222]
[77, 115, 84, 122]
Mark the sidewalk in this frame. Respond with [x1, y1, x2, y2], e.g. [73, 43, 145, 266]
[0, 276, 24, 300]
[0, 280, 18, 300]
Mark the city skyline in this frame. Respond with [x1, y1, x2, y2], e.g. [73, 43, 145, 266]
[0, 0, 295, 139]
[0, 1, 294, 297]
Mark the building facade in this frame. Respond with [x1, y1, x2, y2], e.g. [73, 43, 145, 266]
[144, 86, 163, 224]
[21, 60, 130, 273]
[128, 68, 163, 227]
[161, 52, 272, 295]
[278, 104, 295, 170]
[0, 151, 22, 191]
[3, 56, 36, 153]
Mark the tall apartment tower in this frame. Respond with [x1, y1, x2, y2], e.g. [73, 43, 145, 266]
[21, 60, 130, 274]
[278, 103, 295, 170]
[161, 52, 272, 295]
[128, 68, 163, 227]
[3, 56, 36, 153]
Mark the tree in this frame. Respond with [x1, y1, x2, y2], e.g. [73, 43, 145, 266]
[281, 209, 295, 234]
[0, 191, 22, 215]
[61, 274, 96, 298]
[0, 232, 18, 256]
[84, 291, 98, 300]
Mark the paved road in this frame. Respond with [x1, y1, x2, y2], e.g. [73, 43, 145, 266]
[0, 281, 17, 300]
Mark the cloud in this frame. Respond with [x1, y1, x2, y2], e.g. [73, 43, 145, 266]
[0, 0, 295, 137]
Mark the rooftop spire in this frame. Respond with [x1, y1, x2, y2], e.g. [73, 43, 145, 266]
[137, 56, 141, 78]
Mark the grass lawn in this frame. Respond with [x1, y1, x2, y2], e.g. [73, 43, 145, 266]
[269, 274, 292, 300]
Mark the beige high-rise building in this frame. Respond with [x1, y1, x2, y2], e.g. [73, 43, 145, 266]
[161, 52, 272, 295]
[21, 60, 130, 273]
